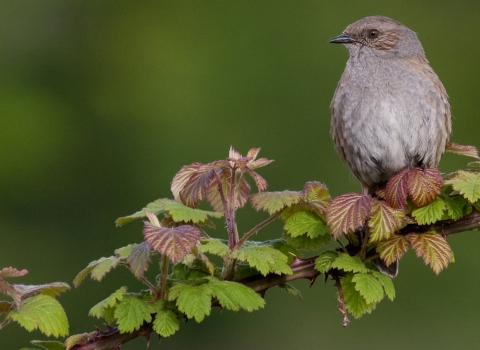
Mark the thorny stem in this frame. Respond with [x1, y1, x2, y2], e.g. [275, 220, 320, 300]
[332, 274, 350, 327]
[70, 210, 480, 349]
[234, 213, 279, 250]
[159, 255, 169, 300]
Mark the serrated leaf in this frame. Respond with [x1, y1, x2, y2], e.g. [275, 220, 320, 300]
[143, 222, 201, 263]
[412, 197, 446, 225]
[250, 191, 303, 214]
[408, 167, 443, 207]
[352, 273, 384, 304]
[168, 283, 212, 322]
[314, 250, 338, 274]
[114, 295, 155, 333]
[285, 232, 331, 250]
[161, 198, 223, 223]
[326, 193, 373, 239]
[153, 310, 180, 337]
[408, 232, 453, 274]
[29, 340, 66, 350]
[0, 267, 28, 279]
[15, 282, 70, 299]
[115, 199, 168, 226]
[245, 167, 268, 192]
[303, 181, 331, 215]
[442, 195, 468, 220]
[230, 246, 292, 276]
[331, 253, 368, 273]
[8, 294, 69, 337]
[114, 244, 135, 258]
[368, 199, 405, 242]
[376, 234, 410, 267]
[445, 170, 480, 203]
[385, 167, 409, 209]
[445, 142, 480, 159]
[89, 286, 127, 319]
[341, 274, 376, 319]
[73, 256, 120, 287]
[206, 168, 250, 212]
[209, 279, 265, 311]
[198, 239, 230, 257]
[126, 242, 152, 279]
[283, 210, 330, 239]
[371, 271, 395, 301]
[467, 161, 480, 168]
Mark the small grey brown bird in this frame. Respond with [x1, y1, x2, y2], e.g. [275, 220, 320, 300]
[329, 16, 451, 195]
[329, 16, 451, 277]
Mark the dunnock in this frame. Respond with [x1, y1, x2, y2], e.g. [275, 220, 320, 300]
[329, 16, 451, 194]
[329, 16, 451, 277]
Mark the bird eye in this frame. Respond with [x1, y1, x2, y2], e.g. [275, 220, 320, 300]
[368, 29, 379, 38]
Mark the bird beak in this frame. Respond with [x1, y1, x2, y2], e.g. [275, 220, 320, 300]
[328, 33, 356, 44]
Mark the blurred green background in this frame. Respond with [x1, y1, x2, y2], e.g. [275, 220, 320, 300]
[1, 1, 480, 349]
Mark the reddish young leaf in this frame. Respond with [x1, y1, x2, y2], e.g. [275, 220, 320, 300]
[246, 148, 261, 160]
[376, 234, 410, 267]
[232, 157, 253, 171]
[303, 181, 331, 215]
[206, 168, 250, 212]
[407, 167, 443, 207]
[171, 163, 202, 203]
[143, 223, 201, 264]
[250, 190, 303, 215]
[0, 267, 28, 279]
[0, 280, 21, 309]
[229, 146, 242, 161]
[445, 142, 480, 160]
[368, 199, 405, 242]
[245, 168, 268, 192]
[178, 167, 216, 208]
[249, 158, 274, 169]
[385, 167, 409, 209]
[326, 193, 373, 239]
[408, 232, 453, 274]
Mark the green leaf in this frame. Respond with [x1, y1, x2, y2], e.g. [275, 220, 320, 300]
[198, 239, 230, 257]
[8, 294, 69, 337]
[314, 251, 338, 274]
[115, 199, 168, 226]
[445, 170, 480, 203]
[285, 232, 330, 250]
[161, 198, 223, 223]
[341, 274, 376, 318]
[29, 340, 66, 350]
[408, 232, 453, 274]
[143, 222, 201, 263]
[114, 244, 135, 258]
[376, 234, 410, 267]
[209, 278, 265, 311]
[372, 271, 395, 301]
[331, 253, 368, 273]
[368, 199, 404, 242]
[153, 310, 180, 337]
[230, 246, 292, 276]
[303, 181, 331, 214]
[283, 210, 330, 239]
[64, 332, 97, 349]
[442, 195, 468, 221]
[168, 283, 212, 322]
[89, 286, 127, 319]
[352, 273, 384, 304]
[114, 295, 155, 333]
[127, 242, 152, 279]
[412, 197, 446, 225]
[73, 256, 120, 287]
[277, 283, 303, 301]
[250, 191, 303, 215]
[326, 193, 373, 239]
